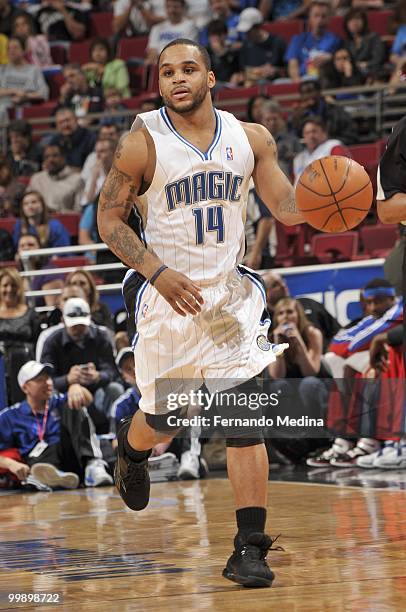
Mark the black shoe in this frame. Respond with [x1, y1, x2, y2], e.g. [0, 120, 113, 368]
[115, 417, 151, 511]
[222, 533, 281, 588]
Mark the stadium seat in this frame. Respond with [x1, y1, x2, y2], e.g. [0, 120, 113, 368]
[69, 41, 91, 64]
[118, 36, 149, 61]
[311, 231, 359, 263]
[263, 19, 304, 43]
[22, 102, 57, 119]
[50, 45, 66, 65]
[0, 218, 17, 235]
[90, 12, 113, 38]
[215, 85, 261, 119]
[328, 15, 345, 38]
[264, 81, 300, 108]
[367, 10, 393, 36]
[360, 224, 399, 258]
[52, 213, 81, 239]
[274, 221, 306, 267]
[52, 256, 90, 268]
[348, 143, 381, 191]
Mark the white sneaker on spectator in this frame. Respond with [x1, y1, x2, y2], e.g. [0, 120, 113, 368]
[178, 451, 200, 480]
[306, 438, 353, 467]
[357, 441, 394, 468]
[85, 459, 113, 487]
[21, 474, 52, 492]
[149, 452, 179, 482]
[31, 463, 79, 490]
[330, 438, 380, 467]
[374, 441, 406, 469]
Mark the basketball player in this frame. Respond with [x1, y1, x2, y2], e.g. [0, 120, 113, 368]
[98, 38, 303, 588]
[376, 117, 406, 367]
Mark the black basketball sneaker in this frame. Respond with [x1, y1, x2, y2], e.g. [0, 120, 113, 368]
[115, 417, 151, 511]
[223, 533, 282, 588]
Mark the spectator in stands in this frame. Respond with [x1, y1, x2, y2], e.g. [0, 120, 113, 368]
[206, 20, 241, 86]
[49, 107, 96, 170]
[262, 270, 340, 349]
[11, 12, 52, 68]
[34, 0, 89, 42]
[29, 144, 84, 212]
[65, 269, 114, 330]
[113, 0, 165, 38]
[40, 297, 122, 415]
[0, 155, 25, 217]
[286, 0, 341, 81]
[98, 122, 121, 142]
[102, 88, 129, 131]
[293, 117, 350, 183]
[0, 0, 25, 37]
[0, 360, 113, 490]
[266, 0, 309, 21]
[15, 233, 65, 307]
[343, 8, 386, 79]
[0, 36, 49, 112]
[199, 0, 241, 48]
[0, 227, 14, 263]
[81, 138, 115, 209]
[7, 120, 41, 177]
[320, 47, 365, 92]
[237, 8, 286, 84]
[37, 283, 87, 338]
[13, 190, 71, 250]
[59, 64, 104, 122]
[83, 38, 131, 99]
[290, 79, 356, 145]
[145, 0, 199, 65]
[261, 100, 301, 178]
[247, 93, 268, 123]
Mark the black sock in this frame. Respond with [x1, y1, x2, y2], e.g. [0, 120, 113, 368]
[235, 506, 267, 543]
[124, 436, 151, 462]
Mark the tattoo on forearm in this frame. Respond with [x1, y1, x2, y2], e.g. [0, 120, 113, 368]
[105, 223, 147, 270]
[100, 164, 132, 202]
[99, 183, 137, 213]
[278, 194, 298, 214]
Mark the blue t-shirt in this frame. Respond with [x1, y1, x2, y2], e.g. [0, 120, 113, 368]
[285, 31, 341, 76]
[12, 219, 71, 249]
[0, 394, 67, 457]
[111, 387, 141, 428]
[391, 24, 406, 56]
[79, 203, 98, 243]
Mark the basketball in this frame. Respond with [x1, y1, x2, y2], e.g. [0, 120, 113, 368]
[295, 156, 373, 233]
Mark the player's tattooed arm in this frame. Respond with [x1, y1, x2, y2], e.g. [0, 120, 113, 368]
[243, 122, 305, 226]
[98, 131, 163, 277]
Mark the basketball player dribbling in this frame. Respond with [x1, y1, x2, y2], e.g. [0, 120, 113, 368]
[98, 38, 304, 588]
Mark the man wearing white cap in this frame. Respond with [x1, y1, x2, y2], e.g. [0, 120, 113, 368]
[40, 297, 123, 417]
[0, 360, 113, 489]
[237, 7, 286, 85]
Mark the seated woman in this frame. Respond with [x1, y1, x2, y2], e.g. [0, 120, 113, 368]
[12, 12, 53, 69]
[267, 297, 329, 423]
[0, 268, 41, 403]
[343, 8, 386, 79]
[65, 269, 113, 330]
[82, 38, 130, 99]
[12, 191, 71, 250]
[320, 48, 365, 98]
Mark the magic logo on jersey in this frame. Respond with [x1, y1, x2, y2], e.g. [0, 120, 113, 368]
[165, 171, 243, 212]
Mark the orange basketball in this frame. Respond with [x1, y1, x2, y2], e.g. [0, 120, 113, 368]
[295, 156, 373, 233]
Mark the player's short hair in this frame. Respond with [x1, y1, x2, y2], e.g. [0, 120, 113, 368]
[364, 278, 393, 290]
[158, 38, 212, 71]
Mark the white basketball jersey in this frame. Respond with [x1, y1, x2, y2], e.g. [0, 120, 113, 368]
[131, 108, 254, 282]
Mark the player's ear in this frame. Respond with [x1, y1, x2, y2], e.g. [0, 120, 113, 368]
[208, 70, 216, 90]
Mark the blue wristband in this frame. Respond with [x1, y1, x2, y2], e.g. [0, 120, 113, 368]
[150, 265, 168, 285]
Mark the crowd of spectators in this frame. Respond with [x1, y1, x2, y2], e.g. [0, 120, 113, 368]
[0, 0, 404, 492]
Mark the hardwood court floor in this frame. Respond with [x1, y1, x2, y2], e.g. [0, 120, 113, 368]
[0, 478, 405, 611]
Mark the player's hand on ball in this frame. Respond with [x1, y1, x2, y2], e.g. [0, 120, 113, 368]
[154, 268, 204, 316]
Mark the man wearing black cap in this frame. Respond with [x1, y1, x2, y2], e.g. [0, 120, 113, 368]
[0, 360, 113, 490]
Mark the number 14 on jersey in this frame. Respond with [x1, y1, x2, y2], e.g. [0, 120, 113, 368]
[192, 205, 225, 245]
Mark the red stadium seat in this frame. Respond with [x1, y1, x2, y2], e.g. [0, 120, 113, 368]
[90, 12, 113, 38]
[22, 102, 57, 119]
[52, 256, 90, 268]
[69, 41, 91, 64]
[118, 36, 149, 61]
[50, 45, 66, 65]
[215, 85, 261, 119]
[367, 10, 393, 36]
[360, 224, 399, 258]
[349, 143, 381, 192]
[263, 19, 304, 43]
[52, 213, 81, 238]
[0, 218, 17, 235]
[274, 221, 306, 267]
[328, 15, 345, 38]
[311, 231, 359, 263]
